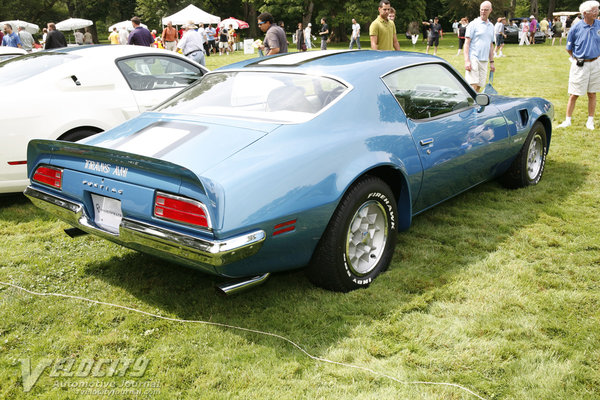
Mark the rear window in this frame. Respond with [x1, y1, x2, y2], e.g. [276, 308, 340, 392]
[0, 52, 80, 85]
[155, 71, 348, 123]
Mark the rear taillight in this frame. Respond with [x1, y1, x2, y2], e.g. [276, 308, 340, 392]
[32, 166, 63, 190]
[154, 192, 211, 229]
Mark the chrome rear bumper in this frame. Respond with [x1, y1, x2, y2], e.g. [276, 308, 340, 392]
[24, 186, 266, 271]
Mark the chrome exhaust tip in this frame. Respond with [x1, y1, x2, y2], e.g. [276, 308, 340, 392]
[215, 273, 270, 296]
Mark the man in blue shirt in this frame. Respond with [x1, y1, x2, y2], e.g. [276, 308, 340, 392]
[206, 25, 216, 55]
[558, 0, 600, 130]
[2, 24, 22, 48]
[127, 16, 153, 47]
[463, 1, 495, 92]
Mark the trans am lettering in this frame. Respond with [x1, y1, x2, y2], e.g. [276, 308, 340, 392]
[84, 160, 128, 178]
[112, 166, 128, 177]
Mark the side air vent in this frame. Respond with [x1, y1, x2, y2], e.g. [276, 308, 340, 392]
[518, 109, 529, 126]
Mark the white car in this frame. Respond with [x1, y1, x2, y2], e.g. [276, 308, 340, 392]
[0, 45, 208, 193]
[0, 46, 27, 62]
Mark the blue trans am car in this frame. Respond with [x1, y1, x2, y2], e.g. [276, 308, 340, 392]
[24, 50, 553, 294]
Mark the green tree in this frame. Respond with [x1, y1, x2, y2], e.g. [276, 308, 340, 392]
[0, 0, 68, 28]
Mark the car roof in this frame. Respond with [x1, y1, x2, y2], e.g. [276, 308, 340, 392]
[216, 50, 444, 83]
[45, 44, 178, 57]
[0, 47, 27, 55]
[19, 44, 207, 72]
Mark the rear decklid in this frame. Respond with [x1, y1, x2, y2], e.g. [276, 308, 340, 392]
[80, 113, 278, 175]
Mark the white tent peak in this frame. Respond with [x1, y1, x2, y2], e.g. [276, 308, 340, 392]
[162, 4, 221, 26]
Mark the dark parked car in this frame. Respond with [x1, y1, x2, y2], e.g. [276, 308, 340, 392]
[505, 19, 546, 44]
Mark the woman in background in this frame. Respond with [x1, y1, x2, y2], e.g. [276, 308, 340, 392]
[296, 22, 306, 52]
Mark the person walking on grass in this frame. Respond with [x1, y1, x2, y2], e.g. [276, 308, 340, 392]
[494, 17, 506, 57]
[457, 17, 468, 55]
[463, 1, 495, 92]
[423, 17, 442, 55]
[349, 18, 361, 49]
[319, 18, 329, 50]
[552, 16, 564, 46]
[557, 0, 600, 130]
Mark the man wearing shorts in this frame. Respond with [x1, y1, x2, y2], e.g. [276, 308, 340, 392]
[463, 1, 495, 92]
[557, 0, 600, 130]
[423, 17, 442, 55]
[218, 27, 229, 55]
[494, 17, 506, 57]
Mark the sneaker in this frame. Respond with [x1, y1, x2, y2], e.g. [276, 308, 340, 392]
[557, 120, 571, 128]
[587, 120, 595, 130]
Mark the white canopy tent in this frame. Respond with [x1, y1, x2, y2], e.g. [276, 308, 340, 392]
[0, 20, 39, 34]
[162, 4, 221, 26]
[552, 11, 579, 16]
[108, 20, 148, 32]
[55, 18, 93, 31]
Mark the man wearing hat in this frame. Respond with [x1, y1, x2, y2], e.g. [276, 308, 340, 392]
[304, 23, 312, 49]
[177, 21, 206, 66]
[529, 15, 537, 45]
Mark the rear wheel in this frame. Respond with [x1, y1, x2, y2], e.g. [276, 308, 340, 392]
[500, 121, 547, 188]
[307, 176, 398, 292]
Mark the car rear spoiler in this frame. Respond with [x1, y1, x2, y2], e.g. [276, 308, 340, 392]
[27, 139, 206, 192]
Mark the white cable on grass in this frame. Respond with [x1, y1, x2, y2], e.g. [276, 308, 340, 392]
[0, 281, 487, 400]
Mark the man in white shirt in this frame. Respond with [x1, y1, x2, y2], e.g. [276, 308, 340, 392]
[177, 21, 206, 66]
[464, 1, 495, 92]
[349, 18, 361, 49]
[17, 26, 34, 52]
[118, 26, 129, 45]
[304, 23, 312, 49]
[494, 17, 506, 57]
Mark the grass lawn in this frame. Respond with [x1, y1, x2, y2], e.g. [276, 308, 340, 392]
[1, 36, 599, 399]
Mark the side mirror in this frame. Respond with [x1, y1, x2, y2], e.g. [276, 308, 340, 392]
[476, 93, 490, 106]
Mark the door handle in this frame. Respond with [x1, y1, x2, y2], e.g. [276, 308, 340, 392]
[420, 138, 434, 146]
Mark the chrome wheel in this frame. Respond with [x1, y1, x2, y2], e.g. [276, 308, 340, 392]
[526, 133, 544, 180]
[345, 200, 388, 276]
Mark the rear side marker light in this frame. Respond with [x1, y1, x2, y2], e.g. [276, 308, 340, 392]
[273, 219, 296, 236]
[8, 161, 27, 165]
[32, 166, 63, 189]
[154, 192, 211, 229]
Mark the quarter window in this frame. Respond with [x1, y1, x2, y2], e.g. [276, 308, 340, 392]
[383, 64, 474, 120]
[117, 56, 204, 91]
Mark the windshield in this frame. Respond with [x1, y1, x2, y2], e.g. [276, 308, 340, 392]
[0, 52, 80, 85]
[156, 71, 348, 123]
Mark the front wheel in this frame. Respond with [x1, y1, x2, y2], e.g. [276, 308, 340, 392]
[500, 121, 548, 188]
[306, 176, 398, 292]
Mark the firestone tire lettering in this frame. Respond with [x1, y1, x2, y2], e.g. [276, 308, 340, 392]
[306, 175, 398, 292]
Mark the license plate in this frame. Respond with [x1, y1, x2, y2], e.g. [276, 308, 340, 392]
[91, 194, 123, 234]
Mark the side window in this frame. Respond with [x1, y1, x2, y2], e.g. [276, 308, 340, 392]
[117, 56, 204, 91]
[382, 64, 474, 120]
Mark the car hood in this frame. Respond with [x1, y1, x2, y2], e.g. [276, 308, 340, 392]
[81, 112, 281, 175]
